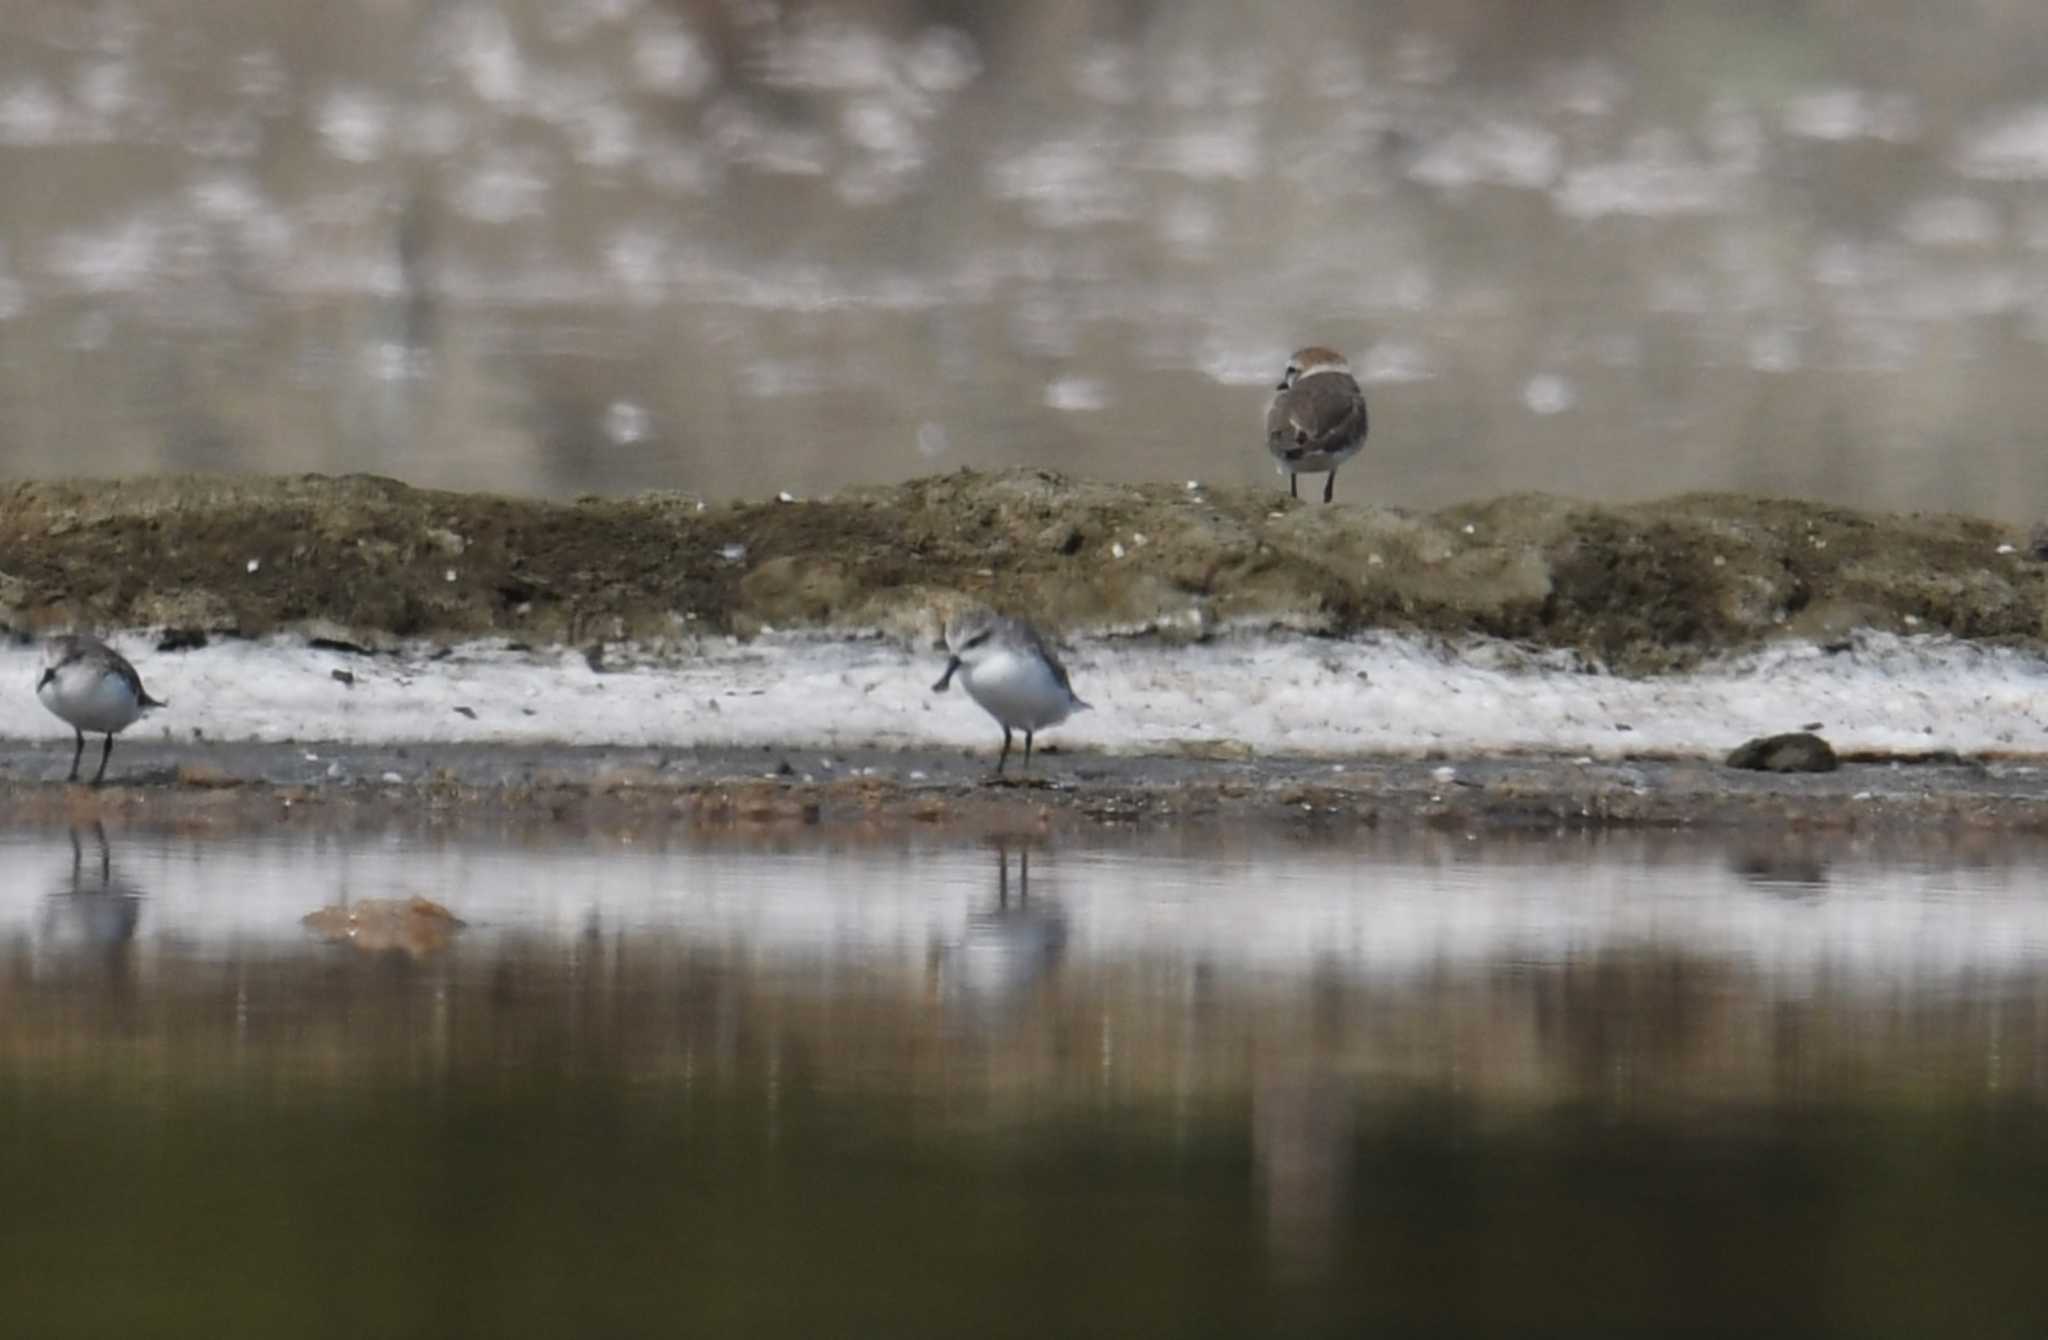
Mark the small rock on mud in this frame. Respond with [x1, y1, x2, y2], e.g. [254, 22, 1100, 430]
[1726, 732, 1840, 773]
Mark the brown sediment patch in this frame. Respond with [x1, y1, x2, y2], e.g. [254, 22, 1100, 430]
[302, 896, 465, 958]
[4, 471, 2044, 673]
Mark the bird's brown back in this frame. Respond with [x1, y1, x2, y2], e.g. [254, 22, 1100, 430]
[1267, 370, 1368, 455]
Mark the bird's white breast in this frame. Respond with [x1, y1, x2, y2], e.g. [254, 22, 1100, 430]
[960, 649, 1074, 732]
[39, 662, 141, 735]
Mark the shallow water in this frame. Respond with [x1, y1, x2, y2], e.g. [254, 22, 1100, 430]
[10, 3, 2048, 518]
[6, 822, 2048, 1336]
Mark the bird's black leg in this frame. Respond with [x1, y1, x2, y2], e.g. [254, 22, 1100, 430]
[1023, 730, 1035, 772]
[1289, 472, 1298, 500]
[67, 728, 84, 783]
[91, 733, 113, 787]
[995, 727, 1012, 776]
[1323, 468, 1337, 504]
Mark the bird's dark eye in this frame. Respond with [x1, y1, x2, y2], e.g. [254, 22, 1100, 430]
[964, 632, 990, 650]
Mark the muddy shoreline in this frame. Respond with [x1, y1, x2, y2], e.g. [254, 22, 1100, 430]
[7, 470, 2047, 674]
[6, 739, 2048, 837]
[8, 471, 2048, 834]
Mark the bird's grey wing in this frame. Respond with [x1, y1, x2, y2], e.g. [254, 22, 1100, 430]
[105, 652, 146, 700]
[1015, 621, 1078, 697]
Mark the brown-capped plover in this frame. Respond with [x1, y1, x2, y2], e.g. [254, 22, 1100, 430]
[36, 634, 167, 786]
[931, 609, 1090, 775]
[1267, 345, 1369, 504]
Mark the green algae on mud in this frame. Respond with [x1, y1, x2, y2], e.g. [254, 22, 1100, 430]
[3, 470, 2043, 673]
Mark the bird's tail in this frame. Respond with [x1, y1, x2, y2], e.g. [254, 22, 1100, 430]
[1072, 696, 1093, 712]
[140, 693, 168, 711]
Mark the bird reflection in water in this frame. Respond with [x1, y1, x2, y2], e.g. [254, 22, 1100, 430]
[1729, 837, 1831, 897]
[38, 823, 146, 1023]
[928, 841, 1068, 1026]
[41, 822, 143, 955]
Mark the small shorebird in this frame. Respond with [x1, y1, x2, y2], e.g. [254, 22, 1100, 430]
[1267, 345, 1369, 504]
[36, 634, 167, 786]
[931, 609, 1090, 775]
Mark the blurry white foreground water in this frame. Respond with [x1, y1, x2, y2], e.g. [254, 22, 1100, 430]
[1, 628, 2042, 759]
[6, 826, 2048, 988]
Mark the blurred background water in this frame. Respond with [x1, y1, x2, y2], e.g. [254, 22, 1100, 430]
[5, 0, 2048, 516]
[6, 821, 2048, 1335]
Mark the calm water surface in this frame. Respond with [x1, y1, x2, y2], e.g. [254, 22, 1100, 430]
[5, 822, 2048, 1337]
[11, 2, 2048, 516]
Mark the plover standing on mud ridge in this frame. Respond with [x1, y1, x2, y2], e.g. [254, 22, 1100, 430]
[1267, 345, 1369, 504]
[931, 609, 1091, 776]
[36, 634, 167, 786]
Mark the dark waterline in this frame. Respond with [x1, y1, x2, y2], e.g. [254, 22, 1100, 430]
[4, 823, 2048, 1337]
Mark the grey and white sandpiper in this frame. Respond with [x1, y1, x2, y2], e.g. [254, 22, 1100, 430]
[931, 609, 1090, 776]
[36, 634, 167, 786]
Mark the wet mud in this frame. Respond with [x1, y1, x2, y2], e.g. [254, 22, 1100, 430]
[4, 739, 2048, 838]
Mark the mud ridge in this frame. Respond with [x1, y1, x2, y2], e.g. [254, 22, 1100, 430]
[4, 470, 2042, 673]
